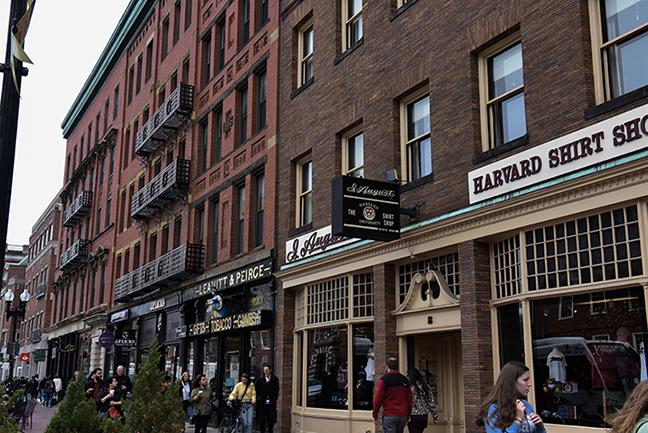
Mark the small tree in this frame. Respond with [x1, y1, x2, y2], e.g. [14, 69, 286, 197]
[123, 336, 185, 433]
[0, 386, 20, 433]
[45, 375, 102, 433]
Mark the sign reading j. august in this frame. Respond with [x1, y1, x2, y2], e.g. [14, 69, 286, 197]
[332, 175, 400, 241]
[285, 225, 359, 264]
[188, 310, 270, 336]
[468, 103, 648, 204]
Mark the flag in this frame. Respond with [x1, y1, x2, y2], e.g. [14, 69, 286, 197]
[10, 0, 36, 94]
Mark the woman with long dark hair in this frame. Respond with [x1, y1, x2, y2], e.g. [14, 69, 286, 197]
[407, 368, 438, 433]
[179, 372, 192, 415]
[608, 380, 648, 432]
[474, 361, 545, 432]
[190, 374, 214, 433]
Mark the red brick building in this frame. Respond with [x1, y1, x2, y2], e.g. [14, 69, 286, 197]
[275, 0, 648, 432]
[52, 0, 280, 400]
[15, 194, 61, 380]
[1, 244, 28, 379]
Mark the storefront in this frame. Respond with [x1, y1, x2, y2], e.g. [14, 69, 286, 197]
[277, 104, 648, 433]
[183, 258, 274, 403]
[47, 331, 79, 385]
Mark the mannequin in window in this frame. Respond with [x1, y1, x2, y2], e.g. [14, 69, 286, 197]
[547, 346, 567, 383]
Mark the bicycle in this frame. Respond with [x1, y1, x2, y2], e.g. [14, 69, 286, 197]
[218, 399, 245, 433]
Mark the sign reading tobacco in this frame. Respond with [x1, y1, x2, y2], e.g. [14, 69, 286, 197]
[188, 310, 270, 337]
[332, 176, 401, 241]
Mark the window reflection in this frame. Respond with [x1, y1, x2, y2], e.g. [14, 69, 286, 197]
[531, 287, 647, 427]
[307, 327, 348, 409]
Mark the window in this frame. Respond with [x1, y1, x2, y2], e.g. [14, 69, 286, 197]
[402, 92, 431, 182]
[185, 0, 192, 30]
[162, 225, 170, 255]
[146, 42, 153, 82]
[128, 185, 134, 228]
[214, 109, 223, 162]
[132, 119, 139, 161]
[116, 254, 122, 279]
[124, 248, 130, 274]
[113, 86, 119, 120]
[66, 155, 71, 182]
[124, 128, 130, 165]
[236, 184, 246, 254]
[174, 1, 181, 45]
[591, 0, 648, 101]
[128, 66, 135, 104]
[256, 71, 267, 132]
[196, 207, 205, 247]
[558, 296, 574, 319]
[259, 0, 268, 27]
[99, 262, 106, 304]
[203, 34, 212, 87]
[104, 99, 110, 133]
[297, 157, 312, 227]
[109, 146, 115, 176]
[218, 21, 226, 71]
[299, 22, 313, 86]
[253, 173, 265, 247]
[105, 196, 112, 227]
[136, 55, 143, 94]
[200, 120, 209, 174]
[183, 58, 191, 85]
[134, 243, 141, 269]
[210, 200, 219, 264]
[162, 18, 170, 59]
[343, 129, 364, 177]
[241, 0, 251, 45]
[479, 37, 526, 150]
[174, 218, 182, 248]
[95, 113, 101, 143]
[239, 85, 248, 145]
[344, 0, 362, 50]
[150, 233, 158, 261]
[99, 156, 105, 187]
[96, 206, 102, 235]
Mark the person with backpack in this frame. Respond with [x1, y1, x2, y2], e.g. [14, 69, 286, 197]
[44, 376, 54, 407]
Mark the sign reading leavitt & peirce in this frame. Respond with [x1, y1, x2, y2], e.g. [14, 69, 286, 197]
[469, 103, 648, 204]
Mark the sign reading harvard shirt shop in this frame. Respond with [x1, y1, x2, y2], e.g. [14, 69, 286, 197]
[332, 176, 400, 241]
[469, 103, 648, 204]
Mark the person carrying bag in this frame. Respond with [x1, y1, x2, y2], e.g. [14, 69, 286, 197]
[228, 373, 256, 433]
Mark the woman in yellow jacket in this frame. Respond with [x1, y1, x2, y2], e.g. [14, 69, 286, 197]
[229, 373, 256, 433]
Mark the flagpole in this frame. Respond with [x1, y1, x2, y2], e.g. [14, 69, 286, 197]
[0, 0, 27, 268]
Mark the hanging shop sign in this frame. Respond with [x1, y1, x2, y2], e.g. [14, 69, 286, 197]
[99, 332, 116, 348]
[469, 102, 648, 204]
[188, 310, 271, 337]
[60, 344, 75, 353]
[332, 175, 401, 241]
[185, 260, 273, 300]
[285, 225, 359, 264]
[115, 330, 137, 347]
[111, 310, 129, 323]
[20, 353, 30, 362]
[175, 326, 187, 339]
[33, 350, 47, 362]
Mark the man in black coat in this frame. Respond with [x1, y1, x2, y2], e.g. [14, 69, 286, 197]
[254, 363, 280, 433]
[84, 368, 103, 402]
[114, 365, 132, 395]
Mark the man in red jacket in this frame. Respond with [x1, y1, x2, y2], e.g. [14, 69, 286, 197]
[372, 357, 412, 433]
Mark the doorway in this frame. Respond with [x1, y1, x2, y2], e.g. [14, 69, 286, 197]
[410, 332, 464, 433]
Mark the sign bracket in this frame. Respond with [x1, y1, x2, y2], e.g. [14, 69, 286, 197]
[400, 202, 424, 223]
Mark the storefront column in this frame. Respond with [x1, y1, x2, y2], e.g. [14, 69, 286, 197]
[374, 263, 398, 363]
[275, 279, 294, 433]
[459, 240, 492, 433]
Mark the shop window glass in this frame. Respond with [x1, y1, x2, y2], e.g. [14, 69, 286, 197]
[250, 329, 273, 379]
[531, 287, 647, 428]
[202, 336, 219, 385]
[222, 334, 241, 400]
[497, 302, 525, 366]
[188, 341, 195, 382]
[307, 326, 348, 409]
[353, 324, 374, 410]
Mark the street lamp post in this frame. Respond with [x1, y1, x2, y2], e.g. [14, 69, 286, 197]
[4, 287, 29, 378]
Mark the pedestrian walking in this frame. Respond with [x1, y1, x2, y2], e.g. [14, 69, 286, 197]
[52, 374, 63, 404]
[96, 376, 123, 419]
[190, 374, 214, 433]
[229, 373, 256, 433]
[255, 363, 279, 433]
[372, 357, 412, 433]
[407, 368, 438, 433]
[474, 361, 545, 433]
[179, 372, 192, 416]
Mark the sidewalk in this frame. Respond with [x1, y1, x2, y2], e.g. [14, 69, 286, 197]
[22, 401, 57, 433]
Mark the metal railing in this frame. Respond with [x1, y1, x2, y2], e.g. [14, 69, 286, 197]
[135, 84, 194, 157]
[114, 243, 204, 302]
[36, 282, 47, 298]
[131, 158, 190, 219]
[59, 239, 90, 271]
[63, 190, 93, 228]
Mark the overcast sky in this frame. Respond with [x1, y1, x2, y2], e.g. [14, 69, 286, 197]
[1, 0, 130, 245]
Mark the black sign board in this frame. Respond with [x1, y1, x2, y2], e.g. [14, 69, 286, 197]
[115, 330, 138, 347]
[188, 310, 271, 337]
[332, 176, 400, 241]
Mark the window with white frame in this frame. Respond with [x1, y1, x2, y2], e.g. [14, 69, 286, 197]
[296, 157, 312, 227]
[299, 21, 313, 86]
[344, 0, 362, 50]
[401, 90, 431, 182]
[590, 0, 648, 102]
[558, 296, 574, 319]
[479, 35, 526, 150]
[343, 128, 364, 177]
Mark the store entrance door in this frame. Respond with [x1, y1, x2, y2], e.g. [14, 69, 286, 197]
[411, 332, 464, 433]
